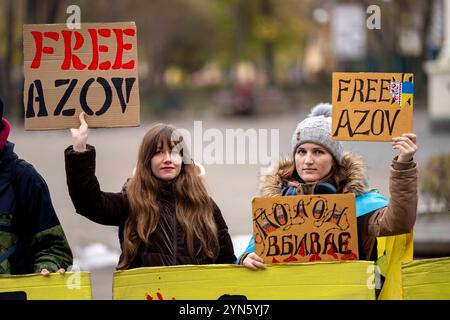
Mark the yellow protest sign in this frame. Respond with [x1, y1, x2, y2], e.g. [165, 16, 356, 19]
[401, 257, 450, 300]
[252, 194, 358, 264]
[0, 272, 92, 300]
[113, 262, 375, 300]
[332, 72, 414, 141]
[23, 22, 140, 130]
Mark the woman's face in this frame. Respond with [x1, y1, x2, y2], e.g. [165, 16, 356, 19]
[295, 143, 333, 183]
[150, 144, 182, 181]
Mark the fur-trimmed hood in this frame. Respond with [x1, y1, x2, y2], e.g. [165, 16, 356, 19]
[259, 152, 369, 197]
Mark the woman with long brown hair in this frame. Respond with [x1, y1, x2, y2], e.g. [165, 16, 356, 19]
[65, 113, 236, 269]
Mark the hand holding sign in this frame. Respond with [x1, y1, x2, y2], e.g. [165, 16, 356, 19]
[242, 252, 267, 270]
[392, 133, 417, 162]
[70, 112, 88, 152]
[41, 268, 66, 276]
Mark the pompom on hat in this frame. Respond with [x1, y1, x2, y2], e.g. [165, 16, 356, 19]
[291, 103, 344, 164]
[0, 96, 11, 152]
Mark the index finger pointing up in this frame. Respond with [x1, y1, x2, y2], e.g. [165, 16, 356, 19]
[79, 112, 88, 128]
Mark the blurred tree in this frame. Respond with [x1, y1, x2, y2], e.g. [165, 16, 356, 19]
[25, 0, 65, 23]
[421, 153, 450, 213]
[259, 0, 275, 85]
[214, 0, 311, 85]
[139, 0, 218, 89]
[0, 0, 67, 118]
[363, 0, 433, 96]
[80, 0, 218, 91]
[2, 0, 15, 109]
[0, 0, 438, 116]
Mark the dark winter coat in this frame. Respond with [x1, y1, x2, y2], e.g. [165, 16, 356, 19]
[0, 141, 73, 274]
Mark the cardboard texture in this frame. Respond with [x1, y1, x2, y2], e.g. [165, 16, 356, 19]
[401, 257, 450, 300]
[251, 194, 358, 264]
[23, 22, 140, 130]
[113, 262, 376, 300]
[332, 72, 414, 141]
[0, 272, 92, 300]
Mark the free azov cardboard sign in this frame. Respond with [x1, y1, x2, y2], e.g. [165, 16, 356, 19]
[23, 22, 140, 130]
[332, 72, 413, 141]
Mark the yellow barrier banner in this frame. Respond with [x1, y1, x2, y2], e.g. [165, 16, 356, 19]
[113, 262, 375, 300]
[0, 272, 92, 300]
[402, 257, 450, 300]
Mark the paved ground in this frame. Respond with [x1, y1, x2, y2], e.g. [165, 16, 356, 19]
[8, 104, 450, 299]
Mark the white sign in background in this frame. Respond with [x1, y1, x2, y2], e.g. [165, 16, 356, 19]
[332, 4, 367, 61]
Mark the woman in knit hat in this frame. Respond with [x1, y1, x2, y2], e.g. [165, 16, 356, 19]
[0, 97, 73, 275]
[238, 103, 417, 269]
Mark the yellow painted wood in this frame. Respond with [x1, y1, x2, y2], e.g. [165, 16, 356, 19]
[0, 272, 92, 300]
[113, 261, 375, 300]
[402, 257, 450, 300]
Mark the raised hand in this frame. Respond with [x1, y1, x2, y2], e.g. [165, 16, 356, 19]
[392, 133, 418, 162]
[70, 112, 89, 152]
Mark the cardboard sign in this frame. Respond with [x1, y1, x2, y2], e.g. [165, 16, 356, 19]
[332, 72, 414, 141]
[0, 272, 92, 300]
[252, 194, 358, 264]
[401, 257, 450, 300]
[113, 262, 375, 300]
[23, 22, 140, 130]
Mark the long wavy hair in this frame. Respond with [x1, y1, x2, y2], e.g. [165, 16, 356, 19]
[117, 123, 219, 270]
